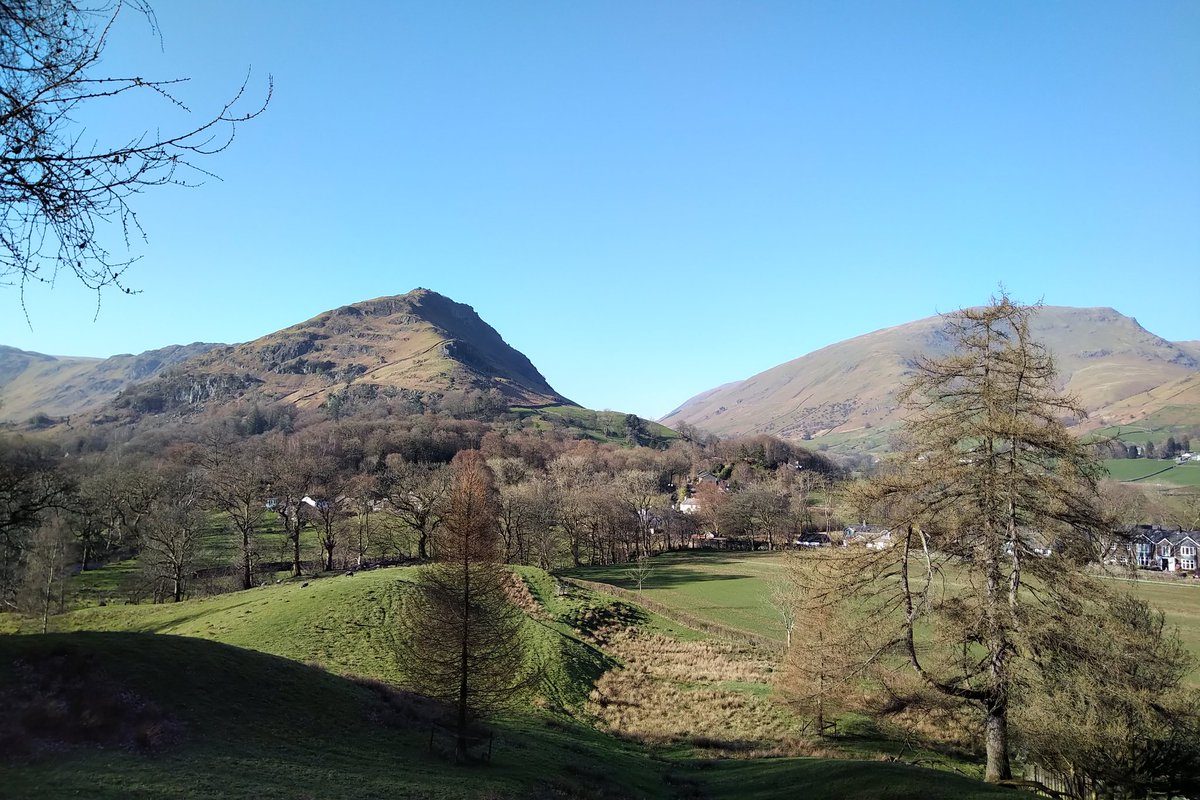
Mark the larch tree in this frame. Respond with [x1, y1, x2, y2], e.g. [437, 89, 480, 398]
[800, 295, 1115, 783]
[396, 450, 535, 759]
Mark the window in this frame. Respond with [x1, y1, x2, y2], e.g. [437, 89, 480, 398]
[1182, 545, 1196, 557]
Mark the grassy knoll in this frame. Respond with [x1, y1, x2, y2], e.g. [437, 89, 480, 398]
[44, 567, 414, 683]
[1, 565, 1021, 799]
[1101, 458, 1200, 486]
[511, 403, 679, 445]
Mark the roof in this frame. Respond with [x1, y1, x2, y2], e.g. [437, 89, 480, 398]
[845, 524, 889, 535]
[1129, 525, 1200, 548]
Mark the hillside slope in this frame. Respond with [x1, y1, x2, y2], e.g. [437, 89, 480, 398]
[663, 306, 1198, 450]
[0, 342, 218, 422]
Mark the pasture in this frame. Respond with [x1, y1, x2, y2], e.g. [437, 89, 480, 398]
[568, 550, 1200, 670]
[1102, 458, 1200, 486]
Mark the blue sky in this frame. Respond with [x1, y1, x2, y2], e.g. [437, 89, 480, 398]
[2, 1, 1197, 419]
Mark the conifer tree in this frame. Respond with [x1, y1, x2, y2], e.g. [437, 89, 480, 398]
[396, 450, 535, 759]
[799, 294, 1113, 782]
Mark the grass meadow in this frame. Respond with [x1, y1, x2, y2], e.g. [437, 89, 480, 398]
[0, 563, 1020, 799]
[568, 550, 1200, 678]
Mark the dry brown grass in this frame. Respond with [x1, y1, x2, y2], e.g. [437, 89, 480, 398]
[583, 627, 819, 756]
[505, 571, 547, 619]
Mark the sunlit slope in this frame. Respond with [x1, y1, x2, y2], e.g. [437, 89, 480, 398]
[663, 306, 1198, 451]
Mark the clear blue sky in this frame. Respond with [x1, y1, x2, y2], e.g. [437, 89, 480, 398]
[2, 1, 1197, 419]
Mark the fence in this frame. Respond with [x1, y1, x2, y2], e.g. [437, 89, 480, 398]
[427, 723, 494, 762]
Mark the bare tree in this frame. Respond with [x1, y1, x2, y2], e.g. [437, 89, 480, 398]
[139, 469, 205, 602]
[380, 457, 449, 560]
[342, 472, 377, 568]
[197, 437, 268, 589]
[0, 435, 75, 608]
[396, 450, 535, 759]
[629, 552, 653, 594]
[263, 436, 328, 577]
[19, 514, 72, 632]
[1, 0, 270, 303]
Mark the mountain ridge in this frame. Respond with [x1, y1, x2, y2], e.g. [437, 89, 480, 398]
[661, 305, 1199, 451]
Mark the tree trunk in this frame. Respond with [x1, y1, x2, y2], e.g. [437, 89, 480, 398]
[242, 530, 253, 589]
[457, 551, 471, 760]
[291, 517, 302, 577]
[984, 703, 1012, 783]
[418, 529, 429, 560]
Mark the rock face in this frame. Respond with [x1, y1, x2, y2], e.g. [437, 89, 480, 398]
[662, 306, 1199, 450]
[1, 288, 571, 422]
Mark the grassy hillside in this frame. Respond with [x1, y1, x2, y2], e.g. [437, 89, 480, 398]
[1, 565, 1023, 799]
[103, 289, 572, 421]
[514, 403, 679, 446]
[0, 632, 668, 800]
[1085, 373, 1200, 439]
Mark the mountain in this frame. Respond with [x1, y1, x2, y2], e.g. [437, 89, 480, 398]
[0, 342, 219, 423]
[662, 306, 1199, 452]
[3, 288, 572, 424]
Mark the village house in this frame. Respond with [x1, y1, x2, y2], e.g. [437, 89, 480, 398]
[678, 497, 701, 515]
[1129, 526, 1200, 572]
[844, 524, 892, 550]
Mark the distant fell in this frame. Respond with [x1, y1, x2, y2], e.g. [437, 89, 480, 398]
[0, 342, 219, 422]
[662, 306, 1199, 452]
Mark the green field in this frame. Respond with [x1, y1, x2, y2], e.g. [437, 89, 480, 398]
[569, 550, 1200, 672]
[1102, 458, 1200, 486]
[568, 551, 792, 641]
[1093, 415, 1200, 447]
[1, 564, 1019, 799]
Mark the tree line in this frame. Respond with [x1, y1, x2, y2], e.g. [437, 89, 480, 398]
[0, 404, 839, 616]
